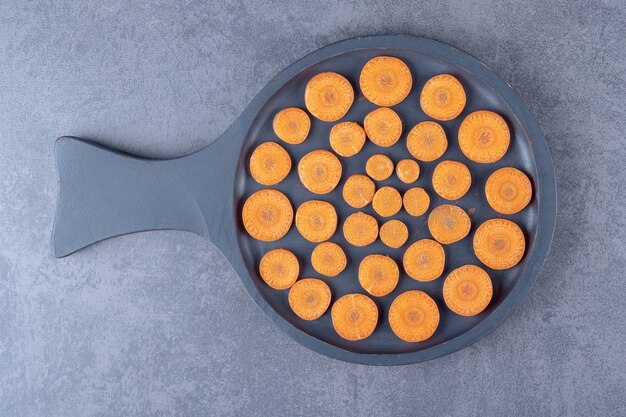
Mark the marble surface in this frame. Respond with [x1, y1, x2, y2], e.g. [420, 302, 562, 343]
[1, 0, 625, 416]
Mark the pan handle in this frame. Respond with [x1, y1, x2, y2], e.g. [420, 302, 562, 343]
[51, 136, 238, 258]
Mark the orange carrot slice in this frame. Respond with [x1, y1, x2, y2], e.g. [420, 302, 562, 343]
[359, 56, 412, 106]
[403, 187, 430, 217]
[366, 154, 394, 181]
[305, 72, 354, 122]
[249, 141, 292, 186]
[427, 204, 471, 244]
[331, 293, 379, 340]
[259, 248, 299, 290]
[329, 122, 366, 157]
[458, 110, 510, 163]
[406, 121, 448, 162]
[295, 200, 337, 243]
[342, 174, 376, 208]
[473, 218, 525, 270]
[273, 107, 311, 144]
[379, 219, 409, 249]
[242, 189, 293, 242]
[403, 239, 445, 282]
[311, 242, 347, 277]
[485, 167, 532, 214]
[389, 290, 440, 342]
[372, 186, 402, 217]
[432, 160, 472, 200]
[396, 159, 420, 183]
[443, 265, 493, 316]
[343, 212, 378, 247]
[298, 149, 342, 194]
[288, 278, 331, 320]
[358, 254, 400, 297]
[420, 74, 466, 121]
[364, 107, 402, 147]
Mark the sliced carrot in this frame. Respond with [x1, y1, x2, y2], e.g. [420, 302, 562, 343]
[288, 278, 332, 320]
[366, 154, 394, 181]
[485, 167, 533, 214]
[420, 74, 466, 121]
[329, 122, 366, 157]
[249, 141, 292, 186]
[379, 219, 408, 249]
[342, 174, 376, 209]
[389, 290, 440, 342]
[343, 212, 378, 247]
[372, 186, 402, 217]
[311, 242, 347, 277]
[443, 265, 493, 316]
[259, 248, 299, 290]
[358, 254, 400, 297]
[359, 56, 412, 106]
[242, 189, 293, 242]
[403, 239, 445, 282]
[298, 149, 342, 194]
[458, 110, 510, 163]
[403, 187, 430, 217]
[295, 200, 337, 243]
[396, 159, 420, 184]
[273, 107, 311, 144]
[427, 204, 471, 245]
[364, 107, 403, 147]
[432, 160, 472, 200]
[305, 72, 354, 122]
[473, 218, 525, 270]
[331, 293, 379, 340]
[406, 121, 448, 162]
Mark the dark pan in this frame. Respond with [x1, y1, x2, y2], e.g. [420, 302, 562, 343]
[52, 35, 556, 365]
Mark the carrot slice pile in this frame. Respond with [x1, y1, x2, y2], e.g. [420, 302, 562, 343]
[342, 174, 376, 208]
[311, 242, 347, 277]
[295, 200, 337, 243]
[458, 110, 510, 163]
[403, 239, 445, 282]
[259, 248, 299, 290]
[305, 72, 354, 122]
[298, 149, 342, 194]
[366, 154, 394, 181]
[389, 290, 440, 342]
[288, 278, 332, 320]
[364, 107, 403, 147]
[249, 141, 292, 186]
[358, 254, 400, 297]
[395, 159, 420, 183]
[343, 212, 378, 247]
[329, 122, 366, 157]
[359, 56, 412, 106]
[432, 160, 472, 200]
[485, 167, 532, 214]
[403, 187, 430, 217]
[473, 218, 525, 270]
[331, 293, 379, 340]
[406, 121, 448, 162]
[242, 189, 293, 242]
[427, 204, 471, 244]
[372, 186, 402, 217]
[420, 74, 466, 121]
[379, 219, 408, 249]
[443, 265, 493, 316]
[273, 107, 311, 144]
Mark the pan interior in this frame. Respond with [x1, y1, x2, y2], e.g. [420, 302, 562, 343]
[235, 47, 538, 355]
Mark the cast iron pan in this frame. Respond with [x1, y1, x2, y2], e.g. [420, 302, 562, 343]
[51, 35, 556, 365]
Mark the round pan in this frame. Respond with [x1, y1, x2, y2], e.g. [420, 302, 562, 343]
[51, 35, 556, 365]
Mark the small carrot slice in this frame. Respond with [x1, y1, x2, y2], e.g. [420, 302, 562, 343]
[249, 141, 292, 186]
[305, 72, 354, 122]
[372, 186, 402, 217]
[403, 187, 430, 217]
[329, 122, 366, 157]
[343, 212, 378, 247]
[379, 219, 408, 249]
[311, 242, 347, 277]
[298, 149, 342, 194]
[331, 293, 379, 340]
[403, 239, 445, 282]
[358, 254, 400, 297]
[273, 107, 311, 144]
[420, 74, 466, 121]
[259, 248, 299, 290]
[366, 154, 394, 181]
[359, 56, 412, 106]
[458, 110, 510, 163]
[473, 218, 525, 270]
[288, 278, 332, 320]
[406, 121, 448, 162]
[389, 290, 440, 342]
[364, 107, 402, 147]
[295, 200, 337, 243]
[342, 174, 376, 209]
[242, 189, 293, 242]
[485, 167, 533, 214]
[443, 265, 493, 316]
[396, 159, 420, 183]
[427, 204, 471, 245]
[432, 160, 472, 200]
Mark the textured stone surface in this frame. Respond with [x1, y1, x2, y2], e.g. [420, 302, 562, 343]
[1, 0, 625, 416]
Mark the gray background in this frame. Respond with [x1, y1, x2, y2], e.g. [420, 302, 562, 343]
[1, 0, 625, 416]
